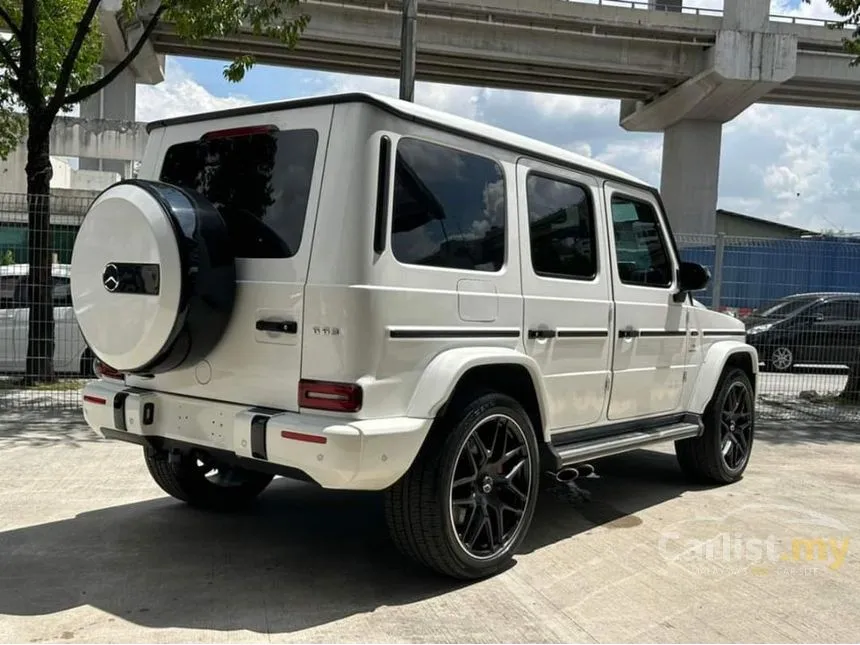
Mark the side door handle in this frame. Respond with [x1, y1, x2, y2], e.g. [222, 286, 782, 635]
[528, 328, 557, 340]
[255, 319, 298, 334]
[618, 327, 640, 339]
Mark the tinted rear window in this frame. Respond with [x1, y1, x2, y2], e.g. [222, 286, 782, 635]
[159, 128, 319, 259]
[390, 137, 506, 272]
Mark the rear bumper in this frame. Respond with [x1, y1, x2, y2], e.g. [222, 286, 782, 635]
[81, 380, 432, 490]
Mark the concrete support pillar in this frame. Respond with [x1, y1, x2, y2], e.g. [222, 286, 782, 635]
[79, 62, 137, 178]
[622, 0, 797, 235]
[660, 120, 722, 237]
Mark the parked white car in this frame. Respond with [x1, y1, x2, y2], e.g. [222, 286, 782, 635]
[0, 263, 92, 375]
[72, 92, 757, 580]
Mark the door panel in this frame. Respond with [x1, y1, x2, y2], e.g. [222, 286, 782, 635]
[0, 308, 15, 372]
[603, 183, 688, 421]
[822, 300, 860, 365]
[517, 160, 612, 432]
[0, 275, 22, 371]
[51, 277, 82, 371]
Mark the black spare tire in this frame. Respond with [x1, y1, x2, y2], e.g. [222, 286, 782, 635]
[70, 179, 236, 375]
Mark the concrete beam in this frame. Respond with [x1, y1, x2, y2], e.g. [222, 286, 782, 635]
[152, 0, 706, 96]
[96, 4, 163, 85]
[794, 50, 860, 83]
[620, 28, 797, 131]
[49, 117, 148, 163]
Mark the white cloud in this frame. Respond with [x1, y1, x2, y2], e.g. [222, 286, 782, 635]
[323, 73, 486, 120]
[136, 59, 253, 122]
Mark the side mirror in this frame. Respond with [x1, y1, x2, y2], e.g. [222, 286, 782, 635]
[674, 261, 710, 302]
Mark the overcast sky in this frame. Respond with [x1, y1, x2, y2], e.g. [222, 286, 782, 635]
[134, 0, 860, 233]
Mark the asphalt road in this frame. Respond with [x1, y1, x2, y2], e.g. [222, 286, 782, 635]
[0, 409, 858, 643]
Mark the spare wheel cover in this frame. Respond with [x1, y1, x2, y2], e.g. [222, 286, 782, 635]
[70, 180, 236, 373]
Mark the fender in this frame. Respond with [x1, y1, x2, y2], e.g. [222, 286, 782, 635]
[405, 346, 552, 441]
[688, 339, 759, 414]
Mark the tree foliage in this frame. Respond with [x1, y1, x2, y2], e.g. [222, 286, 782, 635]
[804, 0, 860, 64]
[0, 0, 307, 149]
[0, 0, 308, 383]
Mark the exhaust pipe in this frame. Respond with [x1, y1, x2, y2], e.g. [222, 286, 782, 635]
[546, 464, 596, 483]
[552, 466, 579, 483]
[577, 463, 595, 478]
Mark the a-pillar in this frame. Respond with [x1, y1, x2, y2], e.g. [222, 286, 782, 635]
[78, 61, 137, 178]
[659, 120, 722, 238]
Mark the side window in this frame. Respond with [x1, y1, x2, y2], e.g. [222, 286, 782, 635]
[610, 195, 672, 288]
[391, 138, 506, 272]
[526, 173, 596, 280]
[52, 277, 72, 307]
[0, 276, 22, 308]
[0, 276, 72, 308]
[10, 279, 28, 308]
[815, 301, 849, 320]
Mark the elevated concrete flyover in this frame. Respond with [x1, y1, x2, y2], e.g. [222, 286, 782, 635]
[150, 0, 711, 102]
[129, 0, 860, 234]
[146, 0, 860, 107]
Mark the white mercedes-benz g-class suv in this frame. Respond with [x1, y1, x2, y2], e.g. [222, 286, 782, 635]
[72, 92, 757, 580]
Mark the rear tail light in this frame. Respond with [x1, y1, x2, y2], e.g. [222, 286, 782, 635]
[201, 124, 278, 140]
[298, 379, 363, 413]
[94, 358, 124, 381]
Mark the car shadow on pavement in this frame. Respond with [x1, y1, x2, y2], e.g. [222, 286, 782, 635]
[755, 419, 860, 445]
[0, 447, 701, 635]
[0, 408, 98, 449]
[521, 448, 708, 554]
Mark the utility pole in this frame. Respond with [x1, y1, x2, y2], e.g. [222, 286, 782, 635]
[399, 0, 417, 101]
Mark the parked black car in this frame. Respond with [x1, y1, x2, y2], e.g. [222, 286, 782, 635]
[743, 292, 860, 371]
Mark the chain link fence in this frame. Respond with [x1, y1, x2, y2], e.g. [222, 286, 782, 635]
[2, 195, 859, 424]
[677, 232, 860, 422]
[0, 191, 94, 410]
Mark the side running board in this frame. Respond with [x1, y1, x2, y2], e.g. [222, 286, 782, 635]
[551, 421, 702, 469]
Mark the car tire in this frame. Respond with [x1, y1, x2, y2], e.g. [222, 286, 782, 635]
[144, 448, 274, 511]
[383, 391, 540, 580]
[675, 367, 755, 485]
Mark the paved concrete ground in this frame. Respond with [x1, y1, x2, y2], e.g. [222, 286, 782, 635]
[0, 409, 859, 643]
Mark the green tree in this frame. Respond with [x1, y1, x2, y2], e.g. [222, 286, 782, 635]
[0, 0, 308, 384]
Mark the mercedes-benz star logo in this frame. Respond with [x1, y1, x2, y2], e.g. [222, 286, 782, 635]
[102, 263, 120, 292]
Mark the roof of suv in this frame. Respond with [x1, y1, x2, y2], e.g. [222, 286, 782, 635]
[146, 91, 651, 190]
[777, 292, 860, 302]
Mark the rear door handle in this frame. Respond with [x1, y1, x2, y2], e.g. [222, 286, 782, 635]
[528, 328, 557, 340]
[618, 328, 640, 339]
[255, 319, 298, 334]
